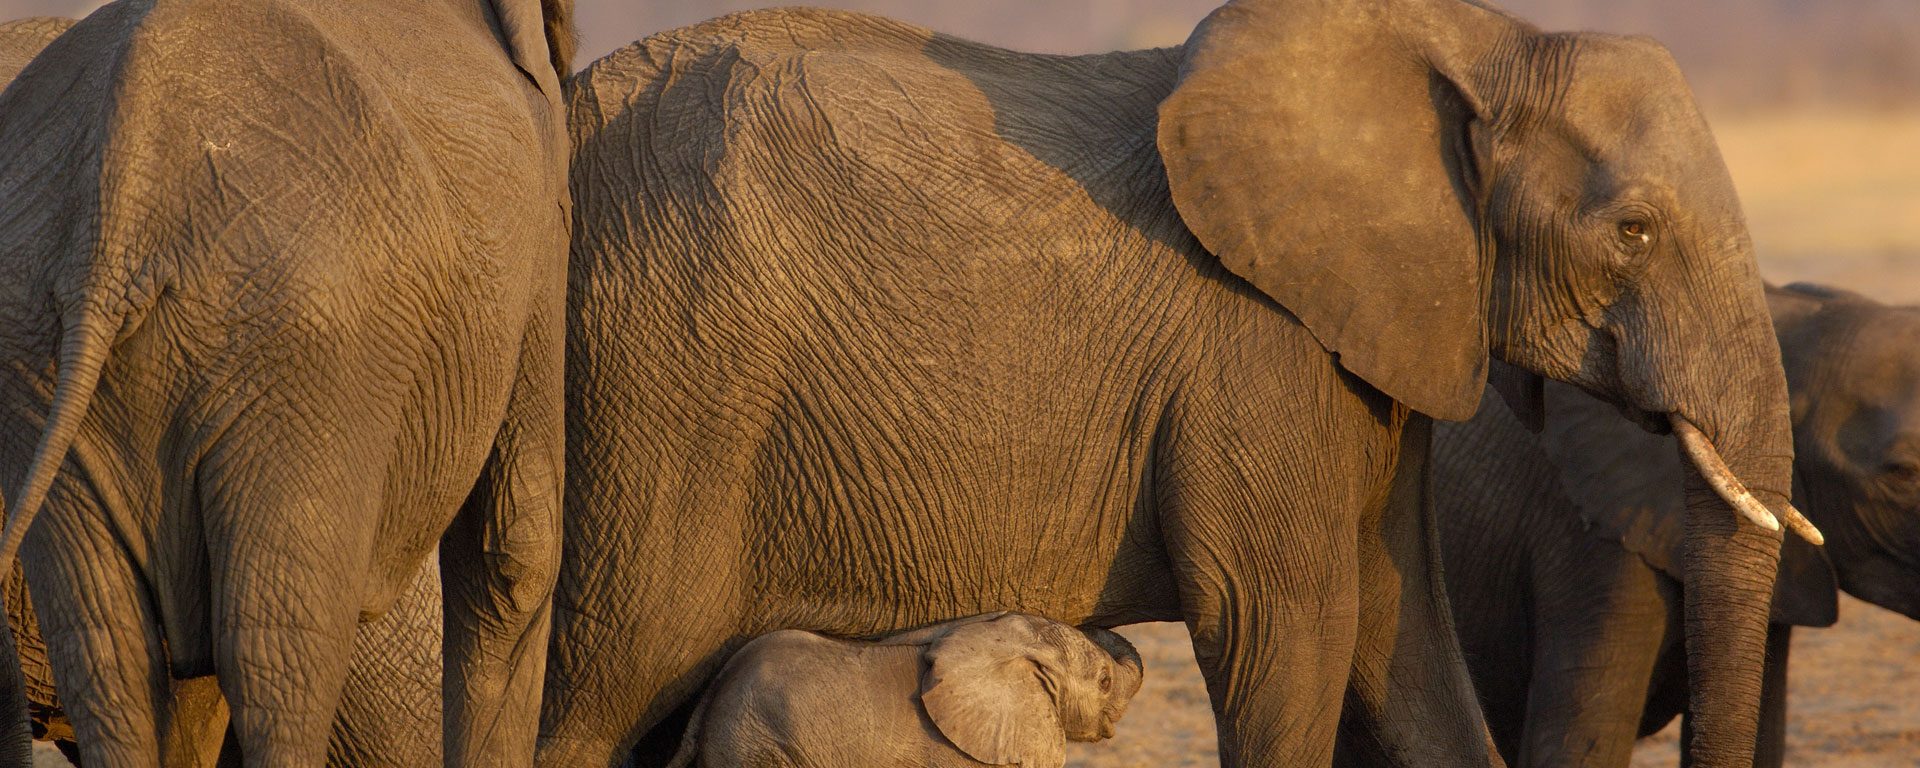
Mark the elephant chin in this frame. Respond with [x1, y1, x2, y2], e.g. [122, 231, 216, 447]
[1671, 415, 1823, 545]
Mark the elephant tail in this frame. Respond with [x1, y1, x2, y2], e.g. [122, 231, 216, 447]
[0, 295, 121, 572]
[663, 683, 717, 768]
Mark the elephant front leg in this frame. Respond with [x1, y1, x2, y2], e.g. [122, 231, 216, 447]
[443, 305, 565, 768]
[1164, 485, 1360, 767]
[1336, 418, 1502, 767]
[1519, 540, 1669, 767]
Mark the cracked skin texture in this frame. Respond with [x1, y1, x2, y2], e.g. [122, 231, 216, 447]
[0, 17, 441, 766]
[551, 3, 1795, 766]
[0, 0, 571, 764]
[552, 8, 1484, 767]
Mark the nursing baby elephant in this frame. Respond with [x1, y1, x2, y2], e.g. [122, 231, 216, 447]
[668, 613, 1142, 768]
[553, 2, 1811, 766]
[0, 0, 573, 764]
[1437, 283, 1920, 766]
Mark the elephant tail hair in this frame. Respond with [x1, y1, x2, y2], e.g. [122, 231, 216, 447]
[663, 683, 716, 768]
[0, 294, 122, 572]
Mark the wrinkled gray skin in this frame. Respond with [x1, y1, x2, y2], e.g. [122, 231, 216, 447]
[0, 17, 70, 85]
[554, 2, 1796, 766]
[666, 613, 1143, 768]
[1, 15, 446, 767]
[0, 17, 79, 768]
[0, 0, 573, 764]
[1439, 282, 1920, 767]
[4, 560, 442, 767]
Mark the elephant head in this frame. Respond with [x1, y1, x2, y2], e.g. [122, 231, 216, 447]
[919, 614, 1143, 764]
[1771, 284, 1920, 620]
[1156, 0, 1806, 759]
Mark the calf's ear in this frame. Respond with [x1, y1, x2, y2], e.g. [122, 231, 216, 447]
[920, 614, 1066, 766]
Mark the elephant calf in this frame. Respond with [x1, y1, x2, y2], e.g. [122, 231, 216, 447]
[668, 613, 1143, 768]
[1436, 282, 1920, 766]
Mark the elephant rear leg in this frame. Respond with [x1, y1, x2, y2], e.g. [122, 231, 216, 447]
[536, 574, 740, 767]
[443, 306, 564, 767]
[330, 556, 443, 768]
[24, 495, 172, 768]
[202, 461, 374, 766]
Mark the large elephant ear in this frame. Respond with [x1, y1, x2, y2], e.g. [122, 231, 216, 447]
[920, 614, 1066, 766]
[1158, 0, 1507, 421]
[1539, 381, 1837, 626]
[489, 0, 575, 95]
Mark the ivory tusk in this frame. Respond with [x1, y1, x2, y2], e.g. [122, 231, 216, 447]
[1670, 416, 1781, 533]
[1778, 501, 1825, 546]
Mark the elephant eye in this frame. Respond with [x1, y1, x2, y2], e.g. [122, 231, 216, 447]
[1883, 459, 1920, 482]
[1617, 218, 1652, 246]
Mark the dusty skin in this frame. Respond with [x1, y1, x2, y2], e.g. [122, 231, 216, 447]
[1065, 111, 1920, 768]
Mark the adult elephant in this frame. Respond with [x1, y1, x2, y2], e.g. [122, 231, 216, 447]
[2, 16, 445, 767]
[0, 0, 573, 764]
[552, 2, 1811, 766]
[1437, 282, 1920, 767]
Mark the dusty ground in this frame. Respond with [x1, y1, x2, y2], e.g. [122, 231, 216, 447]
[1071, 594, 1920, 767]
[1067, 110, 1920, 767]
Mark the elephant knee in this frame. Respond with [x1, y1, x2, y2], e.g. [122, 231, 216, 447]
[485, 547, 558, 619]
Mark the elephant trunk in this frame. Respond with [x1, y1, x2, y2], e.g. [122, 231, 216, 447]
[1661, 272, 1799, 766]
[1677, 449, 1784, 766]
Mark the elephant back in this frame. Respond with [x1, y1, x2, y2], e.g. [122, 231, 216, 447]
[0, 17, 74, 86]
[565, 6, 1190, 303]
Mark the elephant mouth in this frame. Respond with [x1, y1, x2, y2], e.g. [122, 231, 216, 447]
[1618, 403, 1674, 436]
[1670, 415, 1825, 545]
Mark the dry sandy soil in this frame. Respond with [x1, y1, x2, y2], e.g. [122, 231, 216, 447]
[29, 105, 1920, 767]
[1065, 110, 1920, 767]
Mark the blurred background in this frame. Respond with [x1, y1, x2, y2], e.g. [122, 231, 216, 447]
[5, 1, 1917, 766]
